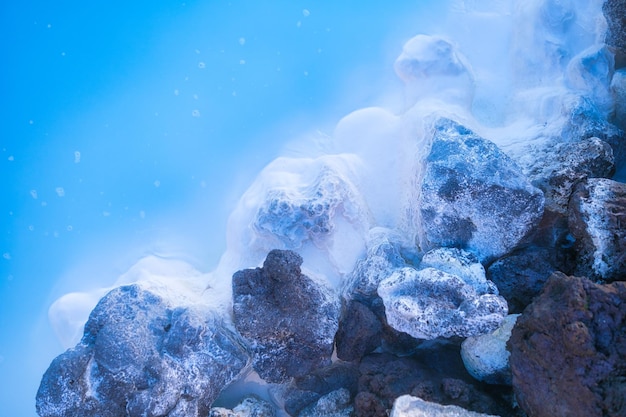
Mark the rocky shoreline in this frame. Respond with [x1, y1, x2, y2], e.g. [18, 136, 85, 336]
[36, 1, 626, 416]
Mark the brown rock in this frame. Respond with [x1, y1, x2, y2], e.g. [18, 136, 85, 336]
[508, 272, 626, 417]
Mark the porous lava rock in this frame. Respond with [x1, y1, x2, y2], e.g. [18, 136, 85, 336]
[419, 118, 544, 262]
[36, 285, 249, 417]
[568, 178, 626, 281]
[378, 248, 507, 340]
[232, 249, 340, 383]
[508, 272, 626, 417]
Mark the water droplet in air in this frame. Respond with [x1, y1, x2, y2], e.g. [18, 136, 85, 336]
[239, 37, 246, 45]
[74, 151, 81, 163]
[2, 253, 10, 260]
[8, 155, 14, 161]
[55, 187, 65, 197]
[66, 225, 73, 231]
[154, 180, 161, 187]
[303, 9, 310, 17]
[191, 110, 200, 117]
[30, 190, 38, 199]
[198, 62, 206, 69]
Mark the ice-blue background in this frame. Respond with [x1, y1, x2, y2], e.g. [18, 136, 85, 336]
[1, 1, 446, 414]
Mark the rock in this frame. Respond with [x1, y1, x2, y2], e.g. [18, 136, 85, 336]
[232, 250, 340, 383]
[298, 388, 354, 417]
[419, 248, 496, 295]
[209, 396, 276, 417]
[356, 343, 513, 417]
[603, 0, 626, 69]
[568, 178, 626, 281]
[335, 299, 383, 361]
[281, 362, 359, 417]
[36, 285, 249, 417]
[461, 314, 520, 386]
[378, 248, 507, 340]
[487, 246, 557, 313]
[390, 395, 499, 417]
[526, 137, 614, 214]
[419, 118, 545, 262]
[340, 228, 422, 357]
[508, 272, 626, 417]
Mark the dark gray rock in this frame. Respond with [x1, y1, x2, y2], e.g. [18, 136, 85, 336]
[509, 272, 626, 417]
[281, 362, 359, 416]
[604, 0, 626, 69]
[298, 388, 354, 417]
[526, 137, 614, 214]
[568, 178, 626, 281]
[36, 285, 250, 417]
[419, 118, 544, 262]
[232, 250, 340, 383]
[487, 246, 557, 313]
[335, 299, 382, 362]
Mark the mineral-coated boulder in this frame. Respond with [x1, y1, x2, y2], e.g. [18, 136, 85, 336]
[568, 178, 626, 281]
[378, 248, 507, 340]
[389, 395, 499, 417]
[461, 314, 520, 386]
[36, 285, 249, 417]
[526, 137, 614, 214]
[419, 118, 544, 262]
[232, 250, 340, 383]
[508, 272, 626, 417]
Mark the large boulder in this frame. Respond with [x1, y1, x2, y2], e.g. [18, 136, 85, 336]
[461, 314, 520, 386]
[419, 118, 544, 262]
[209, 396, 276, 417]
[378, 248, 507, 340]
[568, 178, 626, 281]
[298, 388, 354, 417]
[232, 250, 340, 383]
[390, 395, 499, 417]
[36, 285, 249, 417]
[508, 272, 626, 417]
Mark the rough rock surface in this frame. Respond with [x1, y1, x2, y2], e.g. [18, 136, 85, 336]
[419, 118, 544, 262]
[604, 0, 626, 68]
[356, 343, 515, 417]
[339, 228, 422, 358]
[298, 388, 354, 417]
[232, 249, 340, 383]
[209, 396, 276, 417]
[390, 395, 499, 417]
[378, 248, 507, 339]
[280, 362, 359, 417]
[526, 137, 614, 214]
[487, 246, 557, 313]
[461, 314, 519, 386]
[568, 178, 626, 281]
[36, 285, 249, 417]
[509, 272, 626, 417]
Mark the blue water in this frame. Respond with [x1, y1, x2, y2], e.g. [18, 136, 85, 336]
[0, 1, 445, 414]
